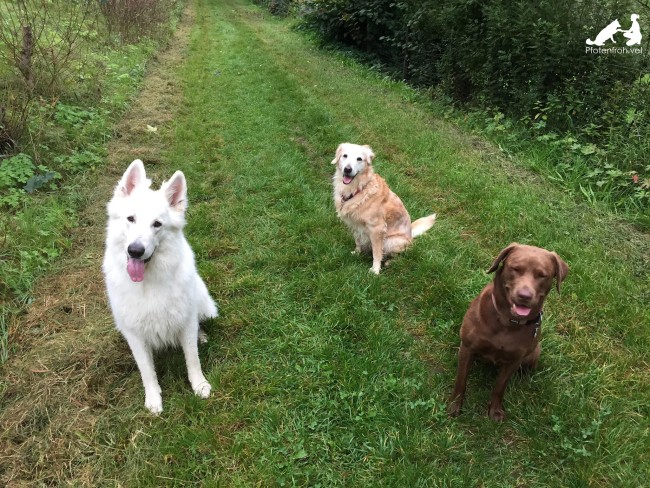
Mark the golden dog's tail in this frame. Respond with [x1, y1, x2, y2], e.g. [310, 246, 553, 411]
[411, 213, 436, 238]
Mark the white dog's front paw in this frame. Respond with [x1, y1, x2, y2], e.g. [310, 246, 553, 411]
[144, 394, 163, 414]
[198, 328, 209, 344]
[193, 380, 212, 399]
[369, 265, 381, 275]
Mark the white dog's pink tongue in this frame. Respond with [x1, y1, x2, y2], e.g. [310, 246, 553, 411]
[342, 175, 353, 185]
[127, 258, 145, 282]
[512, 304, 532, 317]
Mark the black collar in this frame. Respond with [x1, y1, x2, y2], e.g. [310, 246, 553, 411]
[341, 188, 361, 202]
[492, 294, 543, 327]
[509, 310, 543, 327]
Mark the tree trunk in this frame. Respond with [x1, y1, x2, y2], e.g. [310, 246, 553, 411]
[19, 25, 34, 90]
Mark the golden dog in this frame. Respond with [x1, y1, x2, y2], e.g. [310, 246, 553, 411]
[332, 143, 436, 274]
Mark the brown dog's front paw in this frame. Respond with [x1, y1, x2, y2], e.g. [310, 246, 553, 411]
[448, 401, 462, 418]
[488, 402, 506, 422]
[448, 394, 464, 417]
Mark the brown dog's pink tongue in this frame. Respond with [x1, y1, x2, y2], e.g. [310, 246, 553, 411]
[127, 258, 145, 282]
[512, 304, 532, 317]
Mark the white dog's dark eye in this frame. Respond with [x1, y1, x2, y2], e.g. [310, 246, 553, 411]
[127, 216, 135, 223]
[152, 220, 162, 228]
[343, 154, 347, 158]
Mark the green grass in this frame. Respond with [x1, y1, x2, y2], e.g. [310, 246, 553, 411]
[447, 107, 650, 228]
[2, 0, 649, 485]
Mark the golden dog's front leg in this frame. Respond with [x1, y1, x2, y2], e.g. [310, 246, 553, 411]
[368, 225, 385, 275]
[353, 235, 362, 254]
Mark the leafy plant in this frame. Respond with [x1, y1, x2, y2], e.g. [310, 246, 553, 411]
[0, 153, 59, 208]
[53, 149, 103, 173]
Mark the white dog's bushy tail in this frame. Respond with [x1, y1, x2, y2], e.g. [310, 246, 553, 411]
[411, 213, 436, 238]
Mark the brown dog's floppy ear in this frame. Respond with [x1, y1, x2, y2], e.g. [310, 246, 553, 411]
[331, 143, 346, 165]
[487, 243, 519, 273]
[551, 252, 569, 293]
[363, 145, 375, 163]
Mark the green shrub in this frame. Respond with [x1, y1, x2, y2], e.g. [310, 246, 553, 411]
[0, 153, 59, 208]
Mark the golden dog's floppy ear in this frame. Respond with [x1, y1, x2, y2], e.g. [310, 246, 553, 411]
[331, 143, 347, 165]
[551, 252, 569, 293]
[363, 145, 375, 164]
[487, 243, 520, 273]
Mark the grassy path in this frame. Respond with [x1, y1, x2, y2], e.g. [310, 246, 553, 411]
[1, 0, 649, 485]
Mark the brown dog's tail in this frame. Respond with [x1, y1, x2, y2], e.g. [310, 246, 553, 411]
[411, 213, 436, 238]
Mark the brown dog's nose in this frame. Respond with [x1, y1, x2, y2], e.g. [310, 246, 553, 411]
[517, 288, 533, 300]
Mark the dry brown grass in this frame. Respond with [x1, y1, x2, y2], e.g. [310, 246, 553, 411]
[0, 4, 195, 485]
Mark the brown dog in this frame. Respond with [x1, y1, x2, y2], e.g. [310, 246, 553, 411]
[332, 143, 436, 274]
[448, 243, 569, 421]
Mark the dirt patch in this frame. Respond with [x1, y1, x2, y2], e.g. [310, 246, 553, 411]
[0, 5, 195, 485]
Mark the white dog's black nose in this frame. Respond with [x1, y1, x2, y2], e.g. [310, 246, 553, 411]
[343, 165, 353, 175]
[128, 242, 145, 259]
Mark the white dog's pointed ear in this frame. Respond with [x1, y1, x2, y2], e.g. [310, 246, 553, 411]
[363, 145, 375, 163]
[116, 159, 146, 197]
[162, 171, 187, 212]
[331, 143, 346, 164]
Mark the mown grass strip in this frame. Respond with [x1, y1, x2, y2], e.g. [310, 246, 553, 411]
[94, 0, 648, 485]
[2, 0, 648, 485]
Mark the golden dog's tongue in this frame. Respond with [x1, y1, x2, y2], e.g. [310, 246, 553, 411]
[512, 304, 532, 317]
[127, 258, 145, 282]
[342, 175, 353, 185]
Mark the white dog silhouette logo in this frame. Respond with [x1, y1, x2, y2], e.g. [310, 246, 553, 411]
[586, 14, 642, 46]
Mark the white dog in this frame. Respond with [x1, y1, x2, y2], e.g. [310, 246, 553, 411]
[586, 19, 621, 46]
[103, 159, 217, 414]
